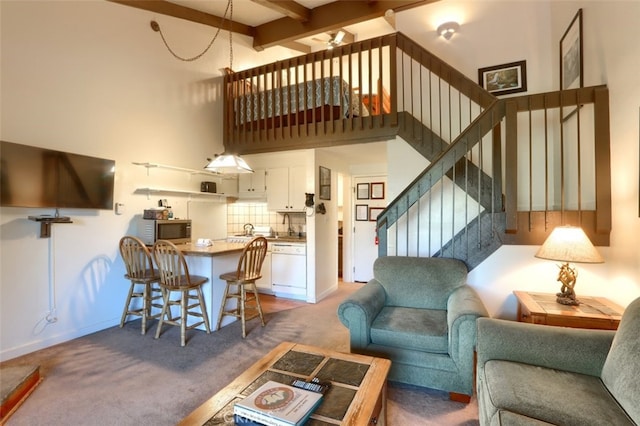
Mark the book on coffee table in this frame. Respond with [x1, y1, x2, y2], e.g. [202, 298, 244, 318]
[233, 380, 323, 426]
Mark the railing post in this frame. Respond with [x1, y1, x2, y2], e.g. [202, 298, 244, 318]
[389, 34, 398, 127]
[593, 87, 612, 234]
[504, 99, 518, 233]
[377, 218, 388, 257]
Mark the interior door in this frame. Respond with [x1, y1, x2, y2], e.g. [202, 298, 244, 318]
[352, 175, 387, 282]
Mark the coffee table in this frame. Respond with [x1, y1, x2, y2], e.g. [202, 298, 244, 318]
[179, 341, 391, 426]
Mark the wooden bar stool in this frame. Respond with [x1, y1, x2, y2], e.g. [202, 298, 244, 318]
[217, 237, 268, 338]
[118, 236, 163, 335]
[152, 240, 211, 346]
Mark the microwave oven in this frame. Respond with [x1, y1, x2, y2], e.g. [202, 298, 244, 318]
[137, 218, 191, 245]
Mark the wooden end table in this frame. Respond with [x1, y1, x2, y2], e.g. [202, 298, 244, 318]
[513, 291, 624, 330]
[180, 341, 391, 426]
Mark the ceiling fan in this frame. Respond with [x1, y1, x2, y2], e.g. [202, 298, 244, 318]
[311, 29, 354, 49]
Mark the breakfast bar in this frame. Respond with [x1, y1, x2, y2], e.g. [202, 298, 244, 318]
[177, 241, 246, 331]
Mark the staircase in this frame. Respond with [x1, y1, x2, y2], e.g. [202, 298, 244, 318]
[223, 33, 612, 270]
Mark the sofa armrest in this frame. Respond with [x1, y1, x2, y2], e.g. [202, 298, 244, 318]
[477, 317, 615, 377]
[447, 286, 489, 362]
[337, 280, 386, 350]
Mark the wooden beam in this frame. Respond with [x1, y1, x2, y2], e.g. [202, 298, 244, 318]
[280, 40, 312, 54]
[252, 0, 435, 50]
[251, 0, 311, 22]
[107, 0, 254, 37]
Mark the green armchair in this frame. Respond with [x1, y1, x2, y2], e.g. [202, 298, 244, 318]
[337, 256, 488, 401]
[476, 296, 640, 425]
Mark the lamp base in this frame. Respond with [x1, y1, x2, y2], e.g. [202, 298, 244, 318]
[556, 294, 581, 306]
[555, 262, 580, 306]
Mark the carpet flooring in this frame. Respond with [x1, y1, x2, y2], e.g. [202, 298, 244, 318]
[1, 283, 479, 425]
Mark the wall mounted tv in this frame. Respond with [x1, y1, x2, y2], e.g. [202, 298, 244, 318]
[1, 141, 115, 210]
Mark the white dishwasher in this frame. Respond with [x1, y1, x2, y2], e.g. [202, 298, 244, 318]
[271, 242, 306, 299]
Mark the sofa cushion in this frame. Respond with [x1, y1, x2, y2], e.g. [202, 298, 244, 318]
[370, 306, 448, 353]
[491, 411, 555, 426]
[484, 360, 635, 426]
[373, 256, 467, 309]
[601, 297, 640, 423]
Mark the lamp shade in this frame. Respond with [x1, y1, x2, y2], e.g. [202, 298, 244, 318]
[204, 154, 253, 174]
[535, 226, 603, 264]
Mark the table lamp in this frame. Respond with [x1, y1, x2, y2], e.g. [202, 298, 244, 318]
[534, 225, 604, 306]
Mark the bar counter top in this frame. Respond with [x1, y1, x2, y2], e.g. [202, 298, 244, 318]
[177, 241, 245, 257]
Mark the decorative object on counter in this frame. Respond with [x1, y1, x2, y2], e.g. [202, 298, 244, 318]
[118, 236, 163, 335]
[204, 153, 253, 174]
[319, 166, 331, 200]
[534, 225, 604, 306]
[152, 240, 211, 346]
[217, 236, 268, 338]
[143, 208, 168, 220]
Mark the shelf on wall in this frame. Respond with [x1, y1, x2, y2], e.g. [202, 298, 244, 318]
[134, 187, 234, 201]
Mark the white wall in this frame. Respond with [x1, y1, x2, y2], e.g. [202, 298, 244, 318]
[0, 1, 299, 361]
[390, 0, 640, 316]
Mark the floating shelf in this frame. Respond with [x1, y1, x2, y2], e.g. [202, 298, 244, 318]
[28, 215, 73, 238]
[134, 187, 233, 201]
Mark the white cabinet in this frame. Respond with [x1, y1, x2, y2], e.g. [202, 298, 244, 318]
[266, 166, 306, 211]
[255, 251, 272, 293]
[238, 168, 266, 199]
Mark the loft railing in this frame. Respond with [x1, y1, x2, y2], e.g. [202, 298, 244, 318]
[223, 33, 494, 155]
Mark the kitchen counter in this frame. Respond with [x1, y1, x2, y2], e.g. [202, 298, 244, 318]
[178, 241, 245, 257]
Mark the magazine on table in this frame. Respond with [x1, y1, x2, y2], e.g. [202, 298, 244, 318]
[233, 380, 323, 426]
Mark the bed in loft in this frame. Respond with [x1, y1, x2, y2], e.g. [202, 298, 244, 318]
[231, 76, 370, 130]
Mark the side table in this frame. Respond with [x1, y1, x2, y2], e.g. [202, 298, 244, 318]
[513, 291, 624, 330]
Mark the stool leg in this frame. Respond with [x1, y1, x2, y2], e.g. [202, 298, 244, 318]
[196, 286, 211, 334]
[141, 282, 150, 335]
[251, 283, 265, 327]
[180, 289, 188, 347]
[240, 285, 247, 338]
[120, 282, 135, 328]
[155, 289, 170, 340]
[216, 282, 231, 331]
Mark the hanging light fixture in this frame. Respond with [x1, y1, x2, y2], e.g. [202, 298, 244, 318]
[204, 154, 253, 174]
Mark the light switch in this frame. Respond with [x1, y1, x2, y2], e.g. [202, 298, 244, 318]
[115, 203, 125, 215]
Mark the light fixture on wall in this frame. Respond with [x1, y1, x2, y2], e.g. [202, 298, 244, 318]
[437, 21, 459, 40]
[534, 225, 604, 306]
[204, 154, 253, 174]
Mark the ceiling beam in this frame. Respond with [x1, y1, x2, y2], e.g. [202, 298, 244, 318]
[250, 0, 311, 22]
[107, 0, 254, 37]
[252, 0, 436, 50]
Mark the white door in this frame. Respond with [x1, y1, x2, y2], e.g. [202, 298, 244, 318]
[352, 175, 387, 282]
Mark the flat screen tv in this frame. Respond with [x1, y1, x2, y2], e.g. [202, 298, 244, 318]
[1, 141, 115, 210]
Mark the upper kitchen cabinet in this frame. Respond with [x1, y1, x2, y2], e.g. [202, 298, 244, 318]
[238, 168, 266, 200]
[266, 166, 306, 211]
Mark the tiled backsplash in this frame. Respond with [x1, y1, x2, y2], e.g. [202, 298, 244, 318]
[227, 202, 307, 236]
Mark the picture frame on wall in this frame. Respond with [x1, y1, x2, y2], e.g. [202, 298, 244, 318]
[560, 9, 583, 91]
[478, 60, 527, 96]
[356, 204, 368, 221]
[319, 166, 331, 200]
[370, 182, 385, 199]
[369, 207, 384, 222]
[356, 183, 370, 200]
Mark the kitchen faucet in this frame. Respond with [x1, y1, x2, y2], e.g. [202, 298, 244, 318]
[282, 213, 294, 236]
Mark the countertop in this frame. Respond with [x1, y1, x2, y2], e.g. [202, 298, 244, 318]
[177, 241, 245, 257]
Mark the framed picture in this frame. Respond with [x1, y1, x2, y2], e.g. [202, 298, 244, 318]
[478, 60, 527, 96]
[356, 183, 370, 200]
[319, 166, 331, 200]
[560, 9, 583, 91]
[369, 207, 384, 221]
[355, 204, 368, 221]
[370, 182, 385, 199]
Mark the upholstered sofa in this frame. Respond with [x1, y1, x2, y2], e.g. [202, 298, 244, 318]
[337, 256, 488, 400]
[476, 296, 640, 425]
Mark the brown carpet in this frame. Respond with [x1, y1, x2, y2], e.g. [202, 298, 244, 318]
[1, 283, 479, 425]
